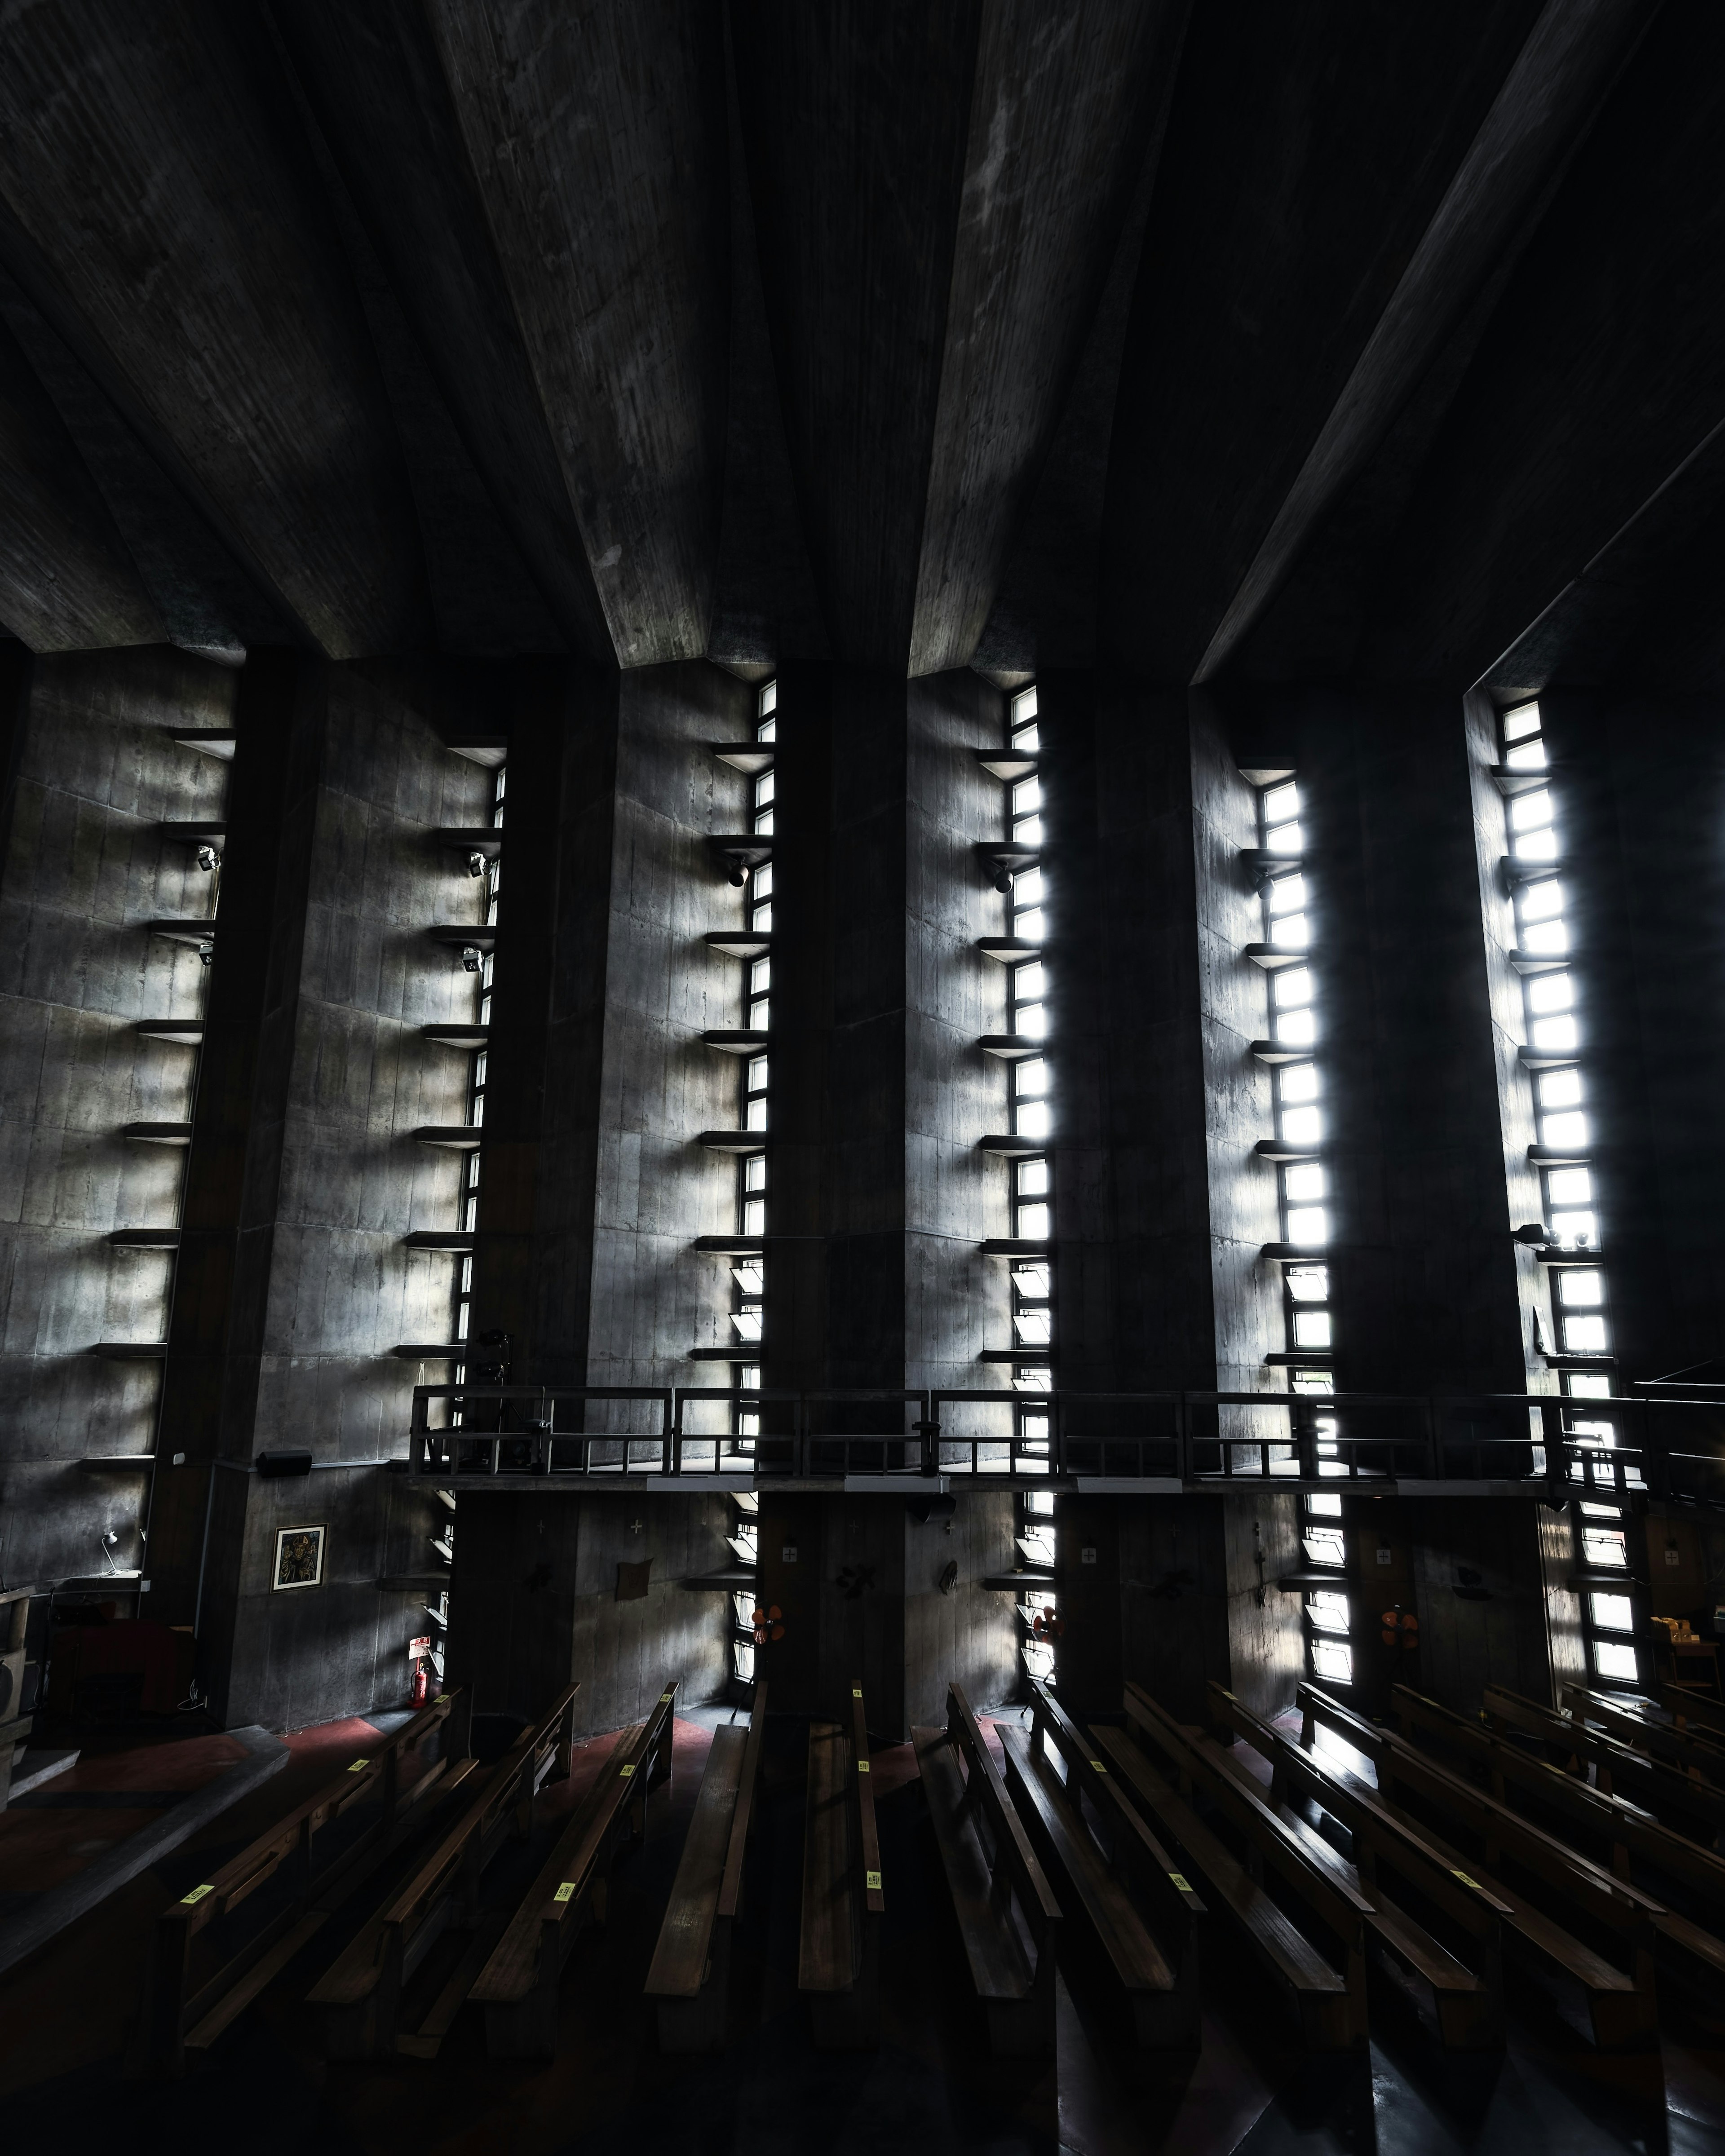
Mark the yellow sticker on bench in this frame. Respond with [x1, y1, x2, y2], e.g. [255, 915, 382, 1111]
[1088, 1759, 1107, 1773]
[553, 1882, 576, 1903]
[1451, 1868, 1481, 1890]
[852, 1688, 862, 1698]
[619, 1762, 637, 1777]
[181, 1883, 214, 1905]
[866, 1870, 881, 1890]
[347, 1758, 369, 1772]
[858, 1759, 870, 1772]
[1168, 1872, 1192, 1892]
[660, 1692, 673, 1702]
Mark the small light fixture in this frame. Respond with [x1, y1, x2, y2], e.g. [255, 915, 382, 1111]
[467, 852, 487, 878]
[195, 843, 221, 872]
[461, 945, 483, 972]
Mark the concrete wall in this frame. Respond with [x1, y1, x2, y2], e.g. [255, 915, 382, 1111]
[1540, 689, 1725, 1385]
[446, 1490, 731, 1736]
[0, 648, 230, 1595]
[1042, 676, 1279, 1397]
[1055, 1489, 1302, 1727]
[753, 1485, 1017, 1738]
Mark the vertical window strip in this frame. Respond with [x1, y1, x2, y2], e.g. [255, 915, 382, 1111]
[1496, 699, 1636, 1688]
[993, 685, 1054, 1685]
[452, 759, 504, 1364]
[1005, 687, 1052, 1458]
[1257, 774, 1334, 1398]
[1253, 774, 1348, 1678]
[730, 681, 775, 1475]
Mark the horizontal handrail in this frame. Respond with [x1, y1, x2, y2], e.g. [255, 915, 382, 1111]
[402, 1382, 1724, 1493]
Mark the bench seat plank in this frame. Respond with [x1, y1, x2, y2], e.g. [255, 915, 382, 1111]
[799, 1721, 854, 1995]
[646, 1726, 745, 2001]
[913, 1725, 1036, 2007]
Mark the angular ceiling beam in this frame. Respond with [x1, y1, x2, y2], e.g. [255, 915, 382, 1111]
[1193, 0, 1658, 685]
[735, 0, 1178, 676]
[0, 313, 162, 651]
[418, 0, 730, 669]
[908, 1, 1188, 679]
[1354, 1, 1725, 688]
[0, 0, 428, 660]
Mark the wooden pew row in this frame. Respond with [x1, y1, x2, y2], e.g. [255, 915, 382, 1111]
[1393, 1683, 1725, 1985]
[799, 1682, 883, 2050]
[1299, 1683, 1658, 2049]
[914, 1684, 1061, 2057]
[1659, 1680, 1725, 1743]
[1098, 1682, 1370, 2049]
[1561, 1683, 1725, 1791]
[645, 1683, 770, 2053]
[307, 1683, 581, 2058]
[998, 1680, 1204, 2051]
[144, 1691, 461, 2076]
[472, 1678, 679, 2059]
[1207, 1684, 1508, 2050]
[1485, 1683, 1725, 1848]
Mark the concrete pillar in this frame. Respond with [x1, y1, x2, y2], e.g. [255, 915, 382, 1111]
[0, 649, 230, 1607]
[1538, 689, 1725, 1387]
[1040, 674, 1280, 1396]
[1277, 688, 1534, 1396]
[752, 1486, 1016, 1738]
[151, 657, 493, 1730]
[447, 1490, 730, 1738]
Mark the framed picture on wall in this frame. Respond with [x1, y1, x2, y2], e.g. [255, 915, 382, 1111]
[273, 1524, 326, 1591]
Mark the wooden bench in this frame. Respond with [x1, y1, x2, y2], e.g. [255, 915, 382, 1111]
[913, 1683, 1061, 2057]
[306, 1682, 580, 2058]
[471, 1679, 678, 2058]
[1658, 1678, 1725, 1743]
[1207, 1683, 1507, 2050]
[1486, 1683, 1725, 1847]
[997, 1680, 1203, 2050]
[1562, 1682, 1725, 1791]
[1396, 1682, 1725, 1987]
[1098, 1681, 1368, 2048]
[145, 1691, 463, 2076]
[644, 1683, 769, 2052]
[1300, 1682, 1659, 2049]
[799, 1681, 883, 2050]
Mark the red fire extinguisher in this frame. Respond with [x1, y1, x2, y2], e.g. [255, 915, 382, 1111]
[409, 1634, 432, 1706]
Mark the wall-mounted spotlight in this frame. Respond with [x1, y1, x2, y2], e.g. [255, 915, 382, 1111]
[466, 852, 488, 878]
[461, 945, 483, 973]
[195, 844, 221, 872]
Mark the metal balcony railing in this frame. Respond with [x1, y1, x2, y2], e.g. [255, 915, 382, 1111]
[403, 1382, 1725, 1498]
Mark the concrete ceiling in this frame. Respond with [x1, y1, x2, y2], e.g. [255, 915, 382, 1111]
[0, 0, 1717, 693]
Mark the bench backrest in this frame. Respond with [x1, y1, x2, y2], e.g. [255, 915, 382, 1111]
[1125, 1680, 1371, 1945]
[167, 1690, 460, 1944]
[717, 1680, 767, 1925]
[534, 1678, 679, 1959]
[1367, 1699, 1657, 1934]
[947, 1683, 1061, 1944]
[1564, 1682, 1725, 1785]
[1207, 1683, 1510, 1939]
[1399, 1681, 1725, 1900]
[1294, 1680, 1387, 1768]
[1491, 1684, 1725, 1832]
[1027, 1679, 1206, 1927]
[381, 1681, 581, 1942]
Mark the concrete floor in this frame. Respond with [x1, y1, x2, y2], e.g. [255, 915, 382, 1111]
[0, 1706, 1722, 2154]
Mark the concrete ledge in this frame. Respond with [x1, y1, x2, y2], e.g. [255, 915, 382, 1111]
[7, 1748, 79, 1798]
[0, 1724, 287, 1979]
